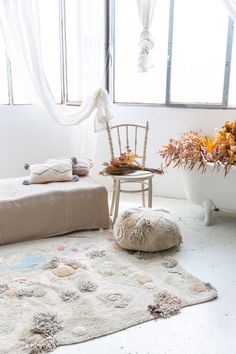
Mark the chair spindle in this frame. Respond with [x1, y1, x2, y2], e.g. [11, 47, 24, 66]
[117, 127, 122, 155]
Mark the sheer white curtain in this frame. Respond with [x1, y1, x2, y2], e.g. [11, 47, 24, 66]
[222, 0, 236, 21]
[73, 0, 110, 158]
[136, 0, 157, 72]
[0, 0, 113, 158]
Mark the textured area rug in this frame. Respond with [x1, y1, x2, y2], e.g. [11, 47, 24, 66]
[0, 232, 217, 354]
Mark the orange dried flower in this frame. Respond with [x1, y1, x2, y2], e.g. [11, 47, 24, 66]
[160, 121, 236, 175]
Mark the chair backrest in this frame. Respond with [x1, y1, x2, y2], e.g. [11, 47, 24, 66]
[106, 122, 149, 168]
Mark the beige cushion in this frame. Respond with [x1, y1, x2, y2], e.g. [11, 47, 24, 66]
[24, 159, 74, 184]
[73, 158, 93, 176]
[113, 207, 182, 252]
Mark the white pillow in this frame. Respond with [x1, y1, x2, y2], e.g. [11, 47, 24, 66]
[23, 159, 77, 185]
[46, 157, 93, 176]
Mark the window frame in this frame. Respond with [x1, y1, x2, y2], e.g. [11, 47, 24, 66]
[5, 54, 13, 105]
[0, 0, 83, 106]
[1, 0, 235, 108]
[109, 0, 236, 109]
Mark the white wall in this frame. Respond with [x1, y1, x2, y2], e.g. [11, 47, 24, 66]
[0, 106, 76, 179]
[1, 104, 235, 199]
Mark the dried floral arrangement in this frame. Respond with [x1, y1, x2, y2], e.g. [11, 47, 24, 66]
[100, 146, 163, 176]
[160, 120, 236, 175]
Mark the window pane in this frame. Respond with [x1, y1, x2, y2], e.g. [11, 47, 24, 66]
[12, 0, 61, 104]
[170, 0, 228, 104]
[11, 75, 31, 104]
[228, 30, 236, 106]
[65, 0, 105, 103]
[65, 0, 83, 102]
[11, 63, 31, 104]
[0, 22, 30, 104]
[114, 0, 169, 104]
[38, 0, 61, 103]
[0, 35, 8, 104]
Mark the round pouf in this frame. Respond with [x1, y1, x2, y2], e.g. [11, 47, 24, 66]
[113, 207, 182, 252]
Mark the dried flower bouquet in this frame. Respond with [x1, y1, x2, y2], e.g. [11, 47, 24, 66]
[160, 121, 236, 176]
[100, 146, 163, 176]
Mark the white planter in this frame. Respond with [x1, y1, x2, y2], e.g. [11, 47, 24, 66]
[182, 162, 236, 225]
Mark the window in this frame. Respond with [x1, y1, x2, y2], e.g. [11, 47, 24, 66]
[0, 35, 9, 104]
[112, 0, 236, 108]
[228, 31, 236, 106]
[1, 0, 236, 109]
[169, 0, 229, 105]
[114, 0, 169, 104]
[39, 0, 61, 103]
[0, 0, 95, 105]
[65, 0, 83, 103]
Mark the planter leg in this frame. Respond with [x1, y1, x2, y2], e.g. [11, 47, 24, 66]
[203, 199, 215, 226]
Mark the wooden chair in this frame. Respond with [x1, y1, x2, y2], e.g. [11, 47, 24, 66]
[106, 121, 153, 225]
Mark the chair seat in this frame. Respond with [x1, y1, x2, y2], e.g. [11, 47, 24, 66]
[111, 170, 153, 181]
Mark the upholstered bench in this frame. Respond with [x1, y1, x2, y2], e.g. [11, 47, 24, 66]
[0, 176, 109, 245]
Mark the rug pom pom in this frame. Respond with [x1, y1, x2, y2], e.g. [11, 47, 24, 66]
[73, 175, 80, 182]
[23, 180, 30, 185]
[24, 163, 30, 170]
[71, 157, 77, 165]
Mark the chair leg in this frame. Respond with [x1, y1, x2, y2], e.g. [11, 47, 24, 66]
[141, 182, 145, 207]
[110, 180, 117, 216]
[113, 180, 120, 226]
[148, 178, 153, 208]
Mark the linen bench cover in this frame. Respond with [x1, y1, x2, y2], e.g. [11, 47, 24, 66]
[0, 176, 109, 245]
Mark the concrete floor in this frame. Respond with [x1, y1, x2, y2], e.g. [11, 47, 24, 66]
[54, 195, 236, 354]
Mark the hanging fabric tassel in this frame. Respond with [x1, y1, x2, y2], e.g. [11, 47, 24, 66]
[136, 0, 157, 72]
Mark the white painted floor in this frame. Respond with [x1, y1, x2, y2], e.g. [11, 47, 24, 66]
[54, 195, 236, 354]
